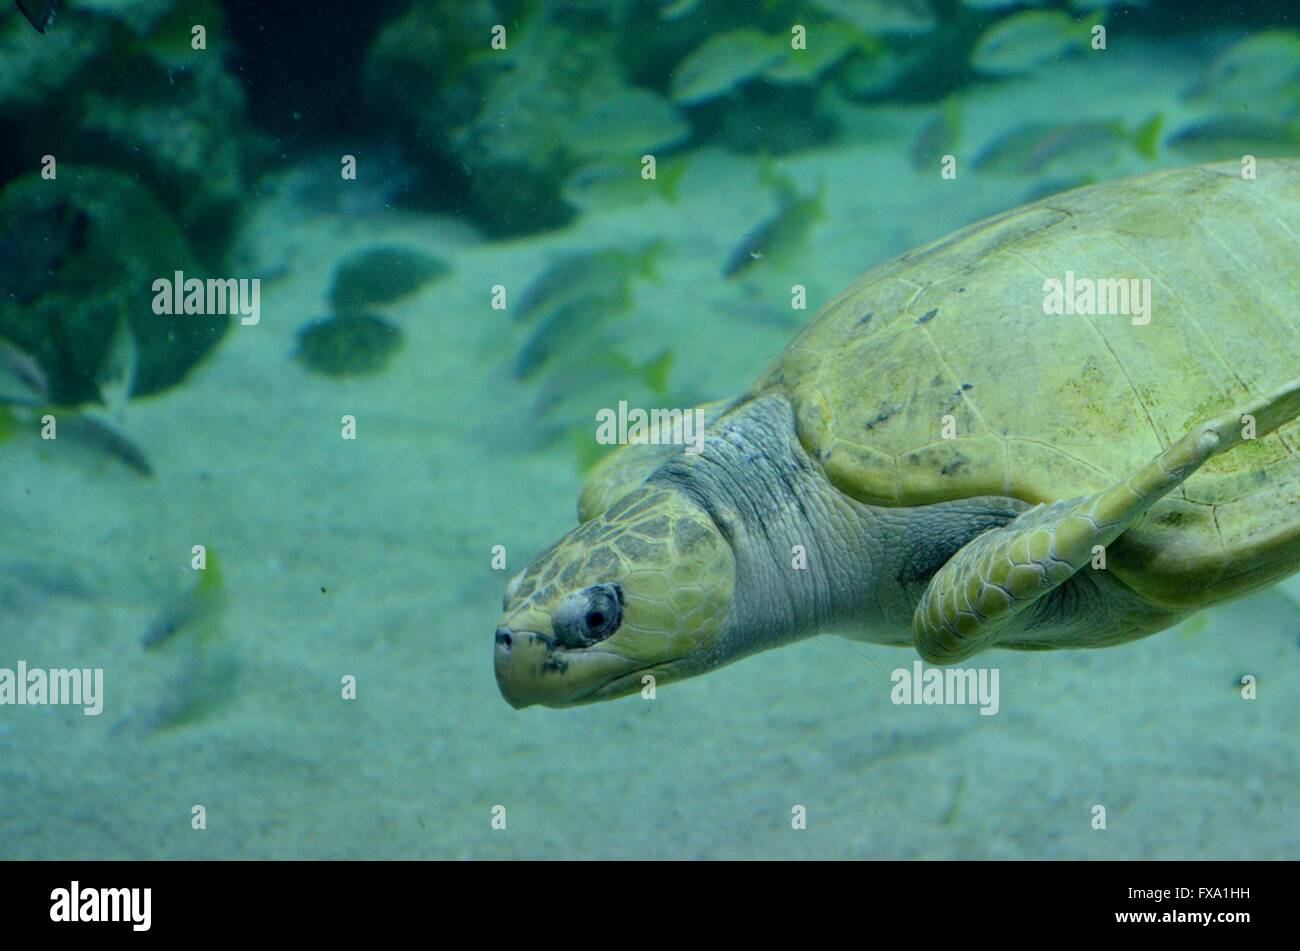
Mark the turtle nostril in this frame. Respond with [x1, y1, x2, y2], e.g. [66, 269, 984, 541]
[495, 628, 513, 649]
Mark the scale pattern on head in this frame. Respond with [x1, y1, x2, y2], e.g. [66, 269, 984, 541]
[503, 483, 734, 664]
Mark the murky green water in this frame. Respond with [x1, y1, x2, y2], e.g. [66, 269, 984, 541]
[1, 0, 1297, 859]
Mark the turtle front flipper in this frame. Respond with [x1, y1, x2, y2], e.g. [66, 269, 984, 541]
[913, 377, 1300, 663]
[578, 397, 737, 521]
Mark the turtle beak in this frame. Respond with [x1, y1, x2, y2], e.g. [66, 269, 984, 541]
[494, 624, 643, 708]
[493, 626, 539, 709]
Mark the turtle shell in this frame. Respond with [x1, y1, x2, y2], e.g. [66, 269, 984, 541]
[752, 160, 1300, 604]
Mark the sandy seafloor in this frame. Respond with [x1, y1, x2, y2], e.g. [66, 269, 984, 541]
[1, 46, 1298, 859]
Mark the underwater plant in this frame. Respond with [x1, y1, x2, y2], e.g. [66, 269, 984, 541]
[294, 312, 405, 378]
[328, 246, 449, 312]
[0, 168, 227, 406]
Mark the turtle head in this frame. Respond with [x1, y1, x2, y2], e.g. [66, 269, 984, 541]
[494, 484, 735, 708]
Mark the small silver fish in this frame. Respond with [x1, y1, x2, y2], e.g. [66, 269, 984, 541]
[142, 555, 226, 651]
[95, 311, 138, 415]
[515, 244, 658, 324]
[59, 414, 154, 477]
[562, 159, 686, 212]
[971, 10, 1091, 76]
[670, 29, 786, 105]
[723, 186, 824, 279]
[514, 295, 626, 380]
[814, 0, 935, 35]
[1183, 31, 1300, 119]
[531, 349, 674, 423]
[911, 101, 963, 171]
[568, 90, 690, 160]
[1164, 116, 1300, 162]
[973, 115, 1162, 175]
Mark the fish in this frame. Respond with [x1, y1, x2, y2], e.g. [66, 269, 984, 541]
[762, 21, 862, 85]
[960, 0, 1043, 9]
[13, 0, 57, 33]
[569, 90, 691, 160]
[836, 42, 912, 98]
[670, 29, 787, 105]
[135, 551, 235, 733]
[0, 199, 88, 306]
[723, 180, 825, 279]
[810, 0, 935, 35]
[973, 115, 1162, 175]
[273, 142, 424, 219]
[531, 348, 674, 424]
[95, 310, 139, 415]
[0, 557, 88, 601]
[910, 99, 963, 170]
[971, 10, 1096, 76]
[142, 553, 227, 651]
[0, 339, 49, 405]
[657, 0, 699, 20]
[514, 244, 660, 324]
[513, 294, 627, 381]
[0, 354, 152, 472]
[1183, 31, 1300, 121]
[1163, 116, 1300, 162]
[562, 157, 686, 211]
[58, 413, 154, 477]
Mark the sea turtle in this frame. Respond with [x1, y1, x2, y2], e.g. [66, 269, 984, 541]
[494, 159, 1300, 708]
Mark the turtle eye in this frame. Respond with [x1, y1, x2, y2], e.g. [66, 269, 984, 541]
[581, 584, 622, 639]
[553, 583, 623, 647]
